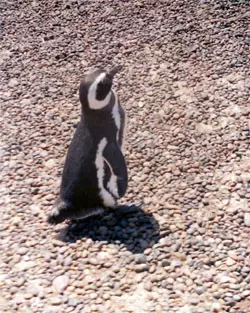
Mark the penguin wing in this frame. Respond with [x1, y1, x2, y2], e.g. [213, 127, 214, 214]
[103, 142, 128, 198]
[118, 104, 126, 150]
[60, 123, 94, 199]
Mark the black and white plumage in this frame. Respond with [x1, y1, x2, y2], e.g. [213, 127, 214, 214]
[47, 67, 128, 224]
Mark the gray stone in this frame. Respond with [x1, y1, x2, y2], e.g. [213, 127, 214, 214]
[135, 254, 147, 264]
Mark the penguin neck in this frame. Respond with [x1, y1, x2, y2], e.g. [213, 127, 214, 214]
[81, 107, 114, 126]
[88, 91, 112, 110]
[81, 91, 115, 118]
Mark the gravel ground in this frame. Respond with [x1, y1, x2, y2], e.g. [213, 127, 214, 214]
[1, 0, 250, 312]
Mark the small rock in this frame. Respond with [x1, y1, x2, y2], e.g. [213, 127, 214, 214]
[20, 98, 31, 106]
[196, 286, 206, 295]
[8, 78, 19, 87]
[0, 296, 7, 307]
[17, 247, 28, 255]
[218, 275, 231, 284]
[52, 239, 64, 247]
[229, 283, 240, 290]
[161, 259, 171, 267]
[24, 293, 33, 300]
[244, 212, 250, 226]
[188, 296, 199, 305]
[44, 159, 57, 168]
[241, 266, 250, 273]
[226, 257, 236, 266]
[14, 261, 36, 271]
[143, 197, 152, 205]
[171, 259, 182, 268]
[50, 296, 62, 305]
[10, 287, 18, 294]
[88, 258, 98, 266]
[12, 216, 21, 226]
[144, 281, 153, 291]
[53, 275, 69, 293]
[64, 256, 73, 267]
[68, 298, 78, 306]
[16, 278, 25, 287]
[242, 290, 250, 297]
[135, 254, 147, 264]
[135, 264, 149, 273]
[30, 204, 42, 216]
[212, 302, 221, 312]
[233, 294, 241, 301]
[0, 274, 7, 282]
[89, 293, 98, 300]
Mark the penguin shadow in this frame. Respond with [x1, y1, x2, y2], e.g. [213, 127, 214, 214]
[57, 205, 160, 254]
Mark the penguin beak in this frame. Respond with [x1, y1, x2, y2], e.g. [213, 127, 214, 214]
[107, 65, 122, 79]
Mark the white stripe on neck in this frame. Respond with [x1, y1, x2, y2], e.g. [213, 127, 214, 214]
[88, 73, 112, 110]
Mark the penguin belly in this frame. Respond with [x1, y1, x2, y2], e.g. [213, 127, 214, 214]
[96, 137, 128, 203]
[95, 137, 118, 209]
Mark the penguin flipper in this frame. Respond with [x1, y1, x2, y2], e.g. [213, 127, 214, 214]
[103, 142, 128, 198]
[117, 103, 126, 150]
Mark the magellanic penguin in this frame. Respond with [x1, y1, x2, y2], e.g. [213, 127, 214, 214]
[47, 66, 128, 224]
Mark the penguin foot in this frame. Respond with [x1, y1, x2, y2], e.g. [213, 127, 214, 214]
[47, 211, 67, 225]
[47, 214, 65, 225]
[111, 202, 142, 216]
[47, 200, 72, 225]
[70, 207, 104, 222]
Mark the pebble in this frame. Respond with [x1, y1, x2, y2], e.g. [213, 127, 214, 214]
[12, 216, 22, 226]
[64, 256, 73, 267]
[135, 264, 150, 273]
[52, 239, 65, 247]
[242, 290, 250, 297]
[14, 261, 36, 271]
[161, 259, 171, 267]
[135, 254, 147, 264]
[241, 266, 250, 273]
[212, 302, 221, 312]
[244, 212, 250, 226]
[50, 297, 63, 305]
[17, 247, 28, 255]
[195, 286, 206, 295]
[44, 159, 57, 168]
[8, 78, 19, 87]
[226, 257, 236, 266]
[68, 298, 78, 307]
[53, 275, 69, 293]
[16, 278, 25, 287]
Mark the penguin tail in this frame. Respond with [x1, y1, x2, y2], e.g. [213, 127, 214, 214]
[47, 200, 72, 225]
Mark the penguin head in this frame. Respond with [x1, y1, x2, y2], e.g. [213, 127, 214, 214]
[79, 66, 121, 111]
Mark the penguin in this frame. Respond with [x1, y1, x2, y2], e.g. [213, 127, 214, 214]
[47, 66, 128, 224]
